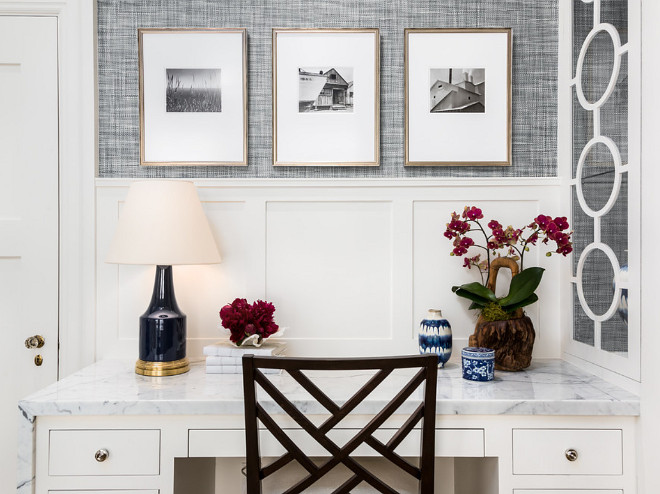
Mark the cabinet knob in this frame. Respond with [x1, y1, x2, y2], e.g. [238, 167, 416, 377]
[565, 448, 578, 462]
[25, 335, 45, 349]
[95, 449, 109, 462]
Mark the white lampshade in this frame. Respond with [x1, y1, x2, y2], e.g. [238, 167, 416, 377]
[106, 180, 221, 265]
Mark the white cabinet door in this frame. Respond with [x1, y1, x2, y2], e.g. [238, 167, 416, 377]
[0, 14, 59, 493]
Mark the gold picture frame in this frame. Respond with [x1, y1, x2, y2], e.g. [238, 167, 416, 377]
[272, 28, 380, 167]
[404, 28, 512, 166]
[138, 28, 248, 166]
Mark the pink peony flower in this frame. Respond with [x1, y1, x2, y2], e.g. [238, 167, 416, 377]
[219, 298, 279, 344]
[250, 300, 280, 338]
[219, 298, 252, 344]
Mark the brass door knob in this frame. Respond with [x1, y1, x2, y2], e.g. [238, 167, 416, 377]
[95, 449, 109, 462]
[565, 448, 578, 461]
[25, 335, 45, 349]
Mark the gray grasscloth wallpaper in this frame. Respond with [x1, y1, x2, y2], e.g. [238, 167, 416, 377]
[97, 0, 558, 178]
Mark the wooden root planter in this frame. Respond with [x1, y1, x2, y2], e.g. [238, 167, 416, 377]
[469, 316, 535, 371]
[468, 257, 536, 372]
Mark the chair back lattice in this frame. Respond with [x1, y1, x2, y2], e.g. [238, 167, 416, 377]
[242, 354, 438, 494]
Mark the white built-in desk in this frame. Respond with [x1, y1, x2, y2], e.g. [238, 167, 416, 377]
[19, 359, 640, 494]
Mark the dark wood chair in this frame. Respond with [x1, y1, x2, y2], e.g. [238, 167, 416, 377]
[242, 354, 438, 494]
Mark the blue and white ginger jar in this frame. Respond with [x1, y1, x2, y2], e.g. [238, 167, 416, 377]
[461, 347, 495, 382]
[418, 309, 452, 368]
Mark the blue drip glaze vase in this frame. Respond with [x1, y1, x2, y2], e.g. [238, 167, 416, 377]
[418, 309, 452, 368]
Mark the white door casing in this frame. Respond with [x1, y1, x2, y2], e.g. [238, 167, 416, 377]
[0, 15, 59, 492]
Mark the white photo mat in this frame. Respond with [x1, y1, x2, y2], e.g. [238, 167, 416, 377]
[273, 29, 380, 166]
[139, 28, 247, 166]
[405, 29, 511, 166]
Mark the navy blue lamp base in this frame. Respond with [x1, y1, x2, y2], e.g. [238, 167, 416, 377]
[135, 265, 190, 376]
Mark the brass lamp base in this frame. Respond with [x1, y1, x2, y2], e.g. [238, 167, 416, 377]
[135, 358, 190, 377]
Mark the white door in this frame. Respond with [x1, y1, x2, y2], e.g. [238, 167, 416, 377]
[0, 15, 59, 492]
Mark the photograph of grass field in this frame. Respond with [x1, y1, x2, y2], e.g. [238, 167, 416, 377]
[166, 68, 222, 112]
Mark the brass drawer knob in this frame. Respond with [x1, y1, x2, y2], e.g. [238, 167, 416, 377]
[565, 448, 578, 462]
[95, 449, 109, 462]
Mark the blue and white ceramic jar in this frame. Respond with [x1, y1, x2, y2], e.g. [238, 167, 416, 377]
[461, 347, 495, 381]
[418, 309, 452, 368]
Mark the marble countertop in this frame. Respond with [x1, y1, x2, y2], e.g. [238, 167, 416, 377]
[19, 358, 639, 418]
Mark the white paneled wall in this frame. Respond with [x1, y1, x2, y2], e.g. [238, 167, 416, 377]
[96, 178, 562, 361]
[266, 201, 395, 341]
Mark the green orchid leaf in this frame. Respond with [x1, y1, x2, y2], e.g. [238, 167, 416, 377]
[502, 293, 539, 311]
[468, 301, 484, 310]
[452, 287, 490, 307]
[499, 267, 545, 308]
[451, 282, 498, 302]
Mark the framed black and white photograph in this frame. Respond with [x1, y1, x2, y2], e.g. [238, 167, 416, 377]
[273, 29, 379, 166]
[166, 68, 222, 113]
[298, 67, 354, 113]
[139, 28, 247, 166]
[405, 28, 511, 166]
[429, 68, 485, 113]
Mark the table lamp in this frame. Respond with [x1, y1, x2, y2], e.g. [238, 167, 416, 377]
[106, 181, 221, 377]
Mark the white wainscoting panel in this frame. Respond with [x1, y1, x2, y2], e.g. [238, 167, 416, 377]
[96, 179, 562, 360]
[266, 201, 394, 343]
[414, 199, 557, 353]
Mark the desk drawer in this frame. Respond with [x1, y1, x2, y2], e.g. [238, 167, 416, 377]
[49, 429, 160, 476]
[49, 492, 159, 494]
[189, 428, 484, 458]
[512, 429, 622, 475]
[514, 491, 623, 494]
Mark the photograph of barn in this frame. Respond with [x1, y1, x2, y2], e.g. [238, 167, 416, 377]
[429, 68, 485, 113]
[299, 67, 354, 112]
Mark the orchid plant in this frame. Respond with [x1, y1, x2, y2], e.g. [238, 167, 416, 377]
[445, 206, 573, 321]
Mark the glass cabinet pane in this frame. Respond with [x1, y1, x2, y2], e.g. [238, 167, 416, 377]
[571, 0, 629, 356]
